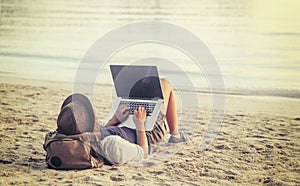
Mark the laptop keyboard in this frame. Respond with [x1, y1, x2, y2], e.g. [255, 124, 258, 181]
[119, 101, 156, 116]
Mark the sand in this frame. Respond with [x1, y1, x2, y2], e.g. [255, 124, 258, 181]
[0, 76, 299, 185]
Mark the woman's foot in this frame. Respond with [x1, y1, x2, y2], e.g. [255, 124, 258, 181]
[168, 132, 190, 143]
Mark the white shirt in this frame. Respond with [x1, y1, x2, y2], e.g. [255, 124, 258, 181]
[99, 135, 144, 164]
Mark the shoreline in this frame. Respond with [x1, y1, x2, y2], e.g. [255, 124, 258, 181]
[1, 75, 300, 99]
[1, 75, 299, 118]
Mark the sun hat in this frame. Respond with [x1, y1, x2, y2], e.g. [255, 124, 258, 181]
[57, 93, 96, 135]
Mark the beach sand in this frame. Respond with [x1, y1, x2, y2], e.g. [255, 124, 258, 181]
[0, 76, 299, 185]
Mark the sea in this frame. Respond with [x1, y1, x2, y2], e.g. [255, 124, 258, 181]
[1, 0, 299, 98]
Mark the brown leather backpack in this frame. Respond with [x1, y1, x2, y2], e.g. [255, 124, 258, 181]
[43, 131, 105, 170]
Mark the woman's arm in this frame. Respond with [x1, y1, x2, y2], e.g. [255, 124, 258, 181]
[133, 107, 148, 158]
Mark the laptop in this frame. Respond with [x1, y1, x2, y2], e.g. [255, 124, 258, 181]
[106, 65, 164, 131]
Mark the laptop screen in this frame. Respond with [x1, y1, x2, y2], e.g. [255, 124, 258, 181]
[110, 65, 164, 100]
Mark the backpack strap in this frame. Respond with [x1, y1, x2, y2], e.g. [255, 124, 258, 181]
[77, 133, 103, 155]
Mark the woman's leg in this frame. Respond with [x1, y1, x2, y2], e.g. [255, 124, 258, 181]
[160, 79, 179, 135]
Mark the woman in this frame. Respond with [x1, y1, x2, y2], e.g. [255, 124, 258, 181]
[98, 79, 189, 164]
[56, 79, 189, 165]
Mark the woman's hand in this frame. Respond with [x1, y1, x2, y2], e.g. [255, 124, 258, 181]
[106, 105, 130, 126]
[133, 106, 147, 131]
[115, 105, 130, 122]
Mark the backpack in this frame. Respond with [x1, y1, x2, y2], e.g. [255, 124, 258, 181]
[43, 131, 105, 170]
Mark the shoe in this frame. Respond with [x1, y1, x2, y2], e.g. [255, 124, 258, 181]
[168, 132, 191, 143]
